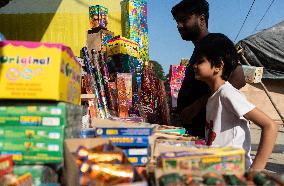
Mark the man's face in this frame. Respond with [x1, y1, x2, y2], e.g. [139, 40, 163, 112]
[175, 12, 201, 41]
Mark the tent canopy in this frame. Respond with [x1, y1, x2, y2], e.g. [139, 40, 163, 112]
[237, 21, 284, 79]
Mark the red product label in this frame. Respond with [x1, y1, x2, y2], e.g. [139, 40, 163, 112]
[0, 155, 13, 176]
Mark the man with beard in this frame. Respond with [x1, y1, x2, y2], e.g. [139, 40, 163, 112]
[171, 0, 246, 138]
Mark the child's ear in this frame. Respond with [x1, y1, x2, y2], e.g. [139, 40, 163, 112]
[214, 60, 224, 73]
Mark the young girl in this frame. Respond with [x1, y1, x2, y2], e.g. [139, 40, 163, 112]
[193, 33, 278, 170]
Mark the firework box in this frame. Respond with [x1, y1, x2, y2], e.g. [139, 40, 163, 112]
[0, 101, 82, 127]
[169, 65, 186, 84]
[157, 147, 245, 175]
[0, 155, 13, 177]
[64, 138, 147, 186]
[101, 136, 149, 147]
[118, 73, 133, 109]
[116, 73, 129, 118]
[106, 36, 139, 58]
[0, 151, 62, 164]
[91, 118, 154, 136]
[0, 139, 63, 153]
[242, 65, 263, 83]
[89, 5, 108, 29]
[86, 29, 114, 56]
[13, 165, 58, 186]
[0, 40, 81, 104]
[0, 126, 65, 141]
[122, 0, 149, 63]
[0, 139, 63, 164]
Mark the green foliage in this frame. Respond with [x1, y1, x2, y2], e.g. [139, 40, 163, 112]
[149, 60, 166, 81]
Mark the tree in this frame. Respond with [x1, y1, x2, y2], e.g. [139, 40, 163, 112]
[149, 60, 166, 81]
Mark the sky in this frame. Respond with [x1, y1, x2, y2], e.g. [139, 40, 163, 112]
[148, 0, 284, 74]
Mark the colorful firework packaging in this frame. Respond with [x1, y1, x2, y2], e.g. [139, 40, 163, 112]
[169, 65, 186, 85]
[82, 47, 106, 119]
[153, 77, 162, 124]
[89, 5, 108, 29]
[98, 51, 116, 112]
[122, 0, 149, 64]
[140, 65, 155, 123]
[116, 73, 134, 115]
[169, 65, 186, 109]
[109, 82, 118, 112]
[116, 73, 129, 118]
[157, 80, 170, 125]
[91, 49, 110, 118]
[130, 92, 140, 117]
[123, 73, 133, 110]
[157, 147, 246, 175]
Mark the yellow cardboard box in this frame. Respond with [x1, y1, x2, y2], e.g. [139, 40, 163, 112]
[0, 40, 81, 105]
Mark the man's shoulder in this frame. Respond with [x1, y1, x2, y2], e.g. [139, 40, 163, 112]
[200, 33, 230, 43]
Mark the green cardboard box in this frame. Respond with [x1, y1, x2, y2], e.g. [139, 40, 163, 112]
[0, 101, 82, 127]
[0, 126, 80, 140]
[1, 150, 62, 164]
[0, 126, 64, 141]
[0, 139, 63, 153]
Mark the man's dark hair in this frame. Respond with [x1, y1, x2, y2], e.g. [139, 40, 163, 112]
[195, 33, 239, 80]
[171, 0, 209, 27]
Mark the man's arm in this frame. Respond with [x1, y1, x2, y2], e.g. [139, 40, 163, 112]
[228, 64, 246, 89]
[244, 108, 278, 170]
[180, 94, 209, 123]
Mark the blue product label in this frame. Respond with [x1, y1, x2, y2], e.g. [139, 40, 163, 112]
[102, 136, 149, 147]
[95, 127, 153, 136]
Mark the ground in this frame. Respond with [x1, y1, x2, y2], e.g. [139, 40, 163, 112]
[250, 123, 284, 174]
